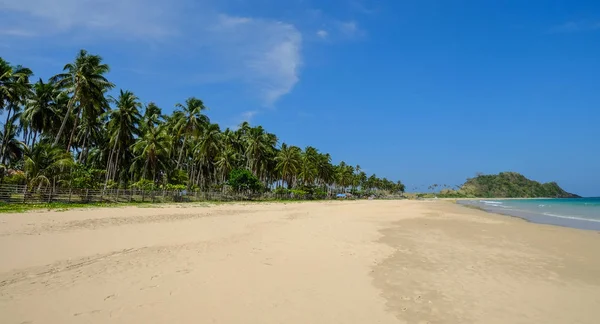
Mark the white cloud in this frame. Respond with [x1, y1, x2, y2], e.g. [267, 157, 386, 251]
[241, 110, 258, 121]
[337, 20, 364, 37]
[349, 0, 378, 15]
[0, 28, 36, 37]
[214, 14, 253, 29]
[0, 0, 177, 38]
[316, 30, 329, 39]
[207, 14, 302, 105]
[0, 1, 303, 105]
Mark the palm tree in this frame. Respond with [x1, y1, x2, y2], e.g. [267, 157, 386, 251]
[0, 114, 27, 166]
[215, 148, 240, 184]
[173, 97, 209, 169]
[51, 49, 114, 151]
[335, 162, 354, 192]
[0, 50, 409, 198]
[131, 124, 170, 183]
[24, 143, 74, 189]
[142, 102, 163, 131]
[275, 143, 301, 188]
[244, 126, 277, 179]
[0, 58, 32, 112]
[23, 79, 62, 148]
[105, 90, 142, 185]
[299, 146, 318, 186]
[0, 59, 32, 161]
[193, 123, 222, 187]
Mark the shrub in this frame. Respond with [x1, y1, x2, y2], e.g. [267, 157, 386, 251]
[227, 169, 262, 193]
[131, 179, 156, 191]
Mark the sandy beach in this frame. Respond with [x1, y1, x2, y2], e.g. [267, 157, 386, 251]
[1, 200, 599, 323]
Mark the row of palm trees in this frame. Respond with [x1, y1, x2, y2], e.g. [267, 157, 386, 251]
[0, 50, 405, 194]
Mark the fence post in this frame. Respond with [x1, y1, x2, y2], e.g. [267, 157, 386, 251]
[142, 189, 145, 202]
[68, 189, 72, 203]
[116, 188, 119, 202]
[86, 189, 89, 203]
[22, 186, 26, 204]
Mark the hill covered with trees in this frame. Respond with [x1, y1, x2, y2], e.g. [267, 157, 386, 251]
[455, 172, 580, 198]
[0, 50, 405, 197]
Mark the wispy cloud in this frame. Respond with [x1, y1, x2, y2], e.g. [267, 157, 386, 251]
[0, 0, 303, 105]
[228, 110, 259, 130]
[208, 14, 302, 105]
[335, 20, 366, 38]
[349, 0, 379, 15]
[0, 0, 177, 38]
[241, 110, 259, 121]
[1, 0, 370, 109]
[316, 30, 329, 39]
[0, 28, 37, 37]
[551, 20, 600, 33]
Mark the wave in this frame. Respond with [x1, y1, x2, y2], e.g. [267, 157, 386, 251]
[480, 200, 504, 205]
[541, 212, 600, 223]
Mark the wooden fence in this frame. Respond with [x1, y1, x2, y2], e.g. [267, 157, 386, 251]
[0, 184, 316, 204]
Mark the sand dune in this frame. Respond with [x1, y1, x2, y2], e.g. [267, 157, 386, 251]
[1, 201, 599, 323]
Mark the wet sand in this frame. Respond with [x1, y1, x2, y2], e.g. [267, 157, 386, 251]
[1, 200, 599, 323]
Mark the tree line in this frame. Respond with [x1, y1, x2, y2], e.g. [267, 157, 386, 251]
[0, 50, 405, 197]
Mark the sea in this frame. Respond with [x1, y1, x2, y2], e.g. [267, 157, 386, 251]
[457, 198, 600, 231]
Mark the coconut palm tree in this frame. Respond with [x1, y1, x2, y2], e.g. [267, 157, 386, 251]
[24, 143, 74, 189]
[0, 115, 27, 166]
[50, 49, 114, 151]
[23, 79, 62, 148]
[141, 102, 163, 132]
[0, 58, 32, 112]
[173, 97, 209, 169]
[215, 148, 240, 184]
[131, 124, 171, 183]
[105, 90, 142, 185]
[0, 50, 408, 197]
[193, 123, 222, 187]
[275, 143, 301, 188]
[0, 59, 32, 162]
[298, 146, 318, 186]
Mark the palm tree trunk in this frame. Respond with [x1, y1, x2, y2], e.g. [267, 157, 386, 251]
[113, 152, 120, 182]
[31, 130, 38, 150]
[176, 134, 187, 169]
[142, 159, 149, 180]
[53, 94, 77, 148]
[78, 132, 89, 164]
[23, 128, 29, 148]
[104, 140, 118, 189]
[1, 105, 14, 163]
[66, 106, 82, 153]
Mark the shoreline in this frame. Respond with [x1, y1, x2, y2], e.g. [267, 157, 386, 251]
[455, 199, 600, 231]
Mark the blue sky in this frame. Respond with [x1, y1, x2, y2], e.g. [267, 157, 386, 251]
[1, 0, 599, 196]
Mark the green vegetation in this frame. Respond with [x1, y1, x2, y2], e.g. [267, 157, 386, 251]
[0, 51, 404, 197]
[432, 172, 579, 198]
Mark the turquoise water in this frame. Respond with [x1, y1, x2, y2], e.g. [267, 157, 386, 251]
[458, 198, 600, 230]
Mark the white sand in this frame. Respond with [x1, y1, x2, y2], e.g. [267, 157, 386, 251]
[0, 201, 599, 323]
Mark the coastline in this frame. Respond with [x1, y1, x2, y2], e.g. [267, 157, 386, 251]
[454, 198, 600, 231]
[1, 201, 599, 323]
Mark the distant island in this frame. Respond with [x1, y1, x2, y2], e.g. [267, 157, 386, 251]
[436, 172, 580, 198]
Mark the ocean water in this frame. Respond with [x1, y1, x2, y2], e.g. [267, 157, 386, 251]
[458, 198, 600, 231]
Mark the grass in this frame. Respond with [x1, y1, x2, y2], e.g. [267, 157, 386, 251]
[0, 198, 337, 213]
